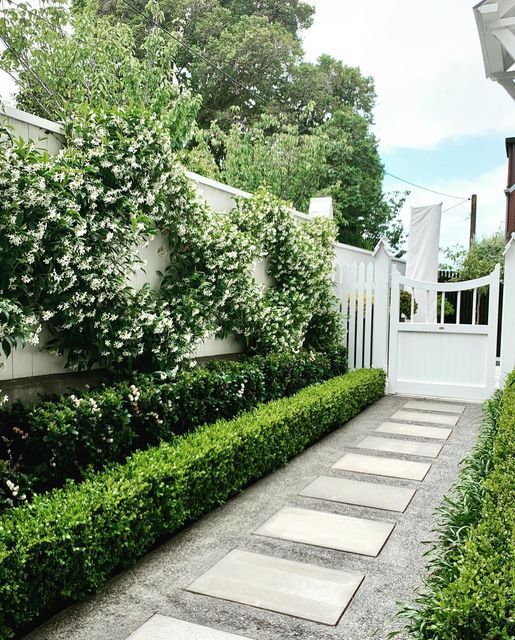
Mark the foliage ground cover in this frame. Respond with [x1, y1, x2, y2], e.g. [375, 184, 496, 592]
[0, 367, 385, 639]
[396, 372, 515, 639]
[0, 347, 346, 510]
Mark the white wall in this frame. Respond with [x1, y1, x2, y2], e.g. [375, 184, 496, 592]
[0, 106, 405, 380]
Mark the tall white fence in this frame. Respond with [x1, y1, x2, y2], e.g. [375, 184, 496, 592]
[1, 105, 390, 383]
[334, 239, 401, 371]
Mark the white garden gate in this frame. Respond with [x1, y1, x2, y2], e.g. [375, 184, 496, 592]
[387, 265, 501, 401]
[336, 236, 515, 400]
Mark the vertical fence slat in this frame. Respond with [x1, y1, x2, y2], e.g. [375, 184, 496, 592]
[340, 264, 350, 362]
[371, 245, 391, 370]
[364, 262, 373, 367]
[440, 291, 445, 324]
[472, 288, 477, 325]
[355, 262, 365, 369]
[348, 262, 357, 369]
[456, 291, 461, 325]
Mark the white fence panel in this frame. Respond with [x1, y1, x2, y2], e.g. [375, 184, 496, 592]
[1, 106, 412, 383]
[335, 239, 394, 371]
[3, 106, 378, 382]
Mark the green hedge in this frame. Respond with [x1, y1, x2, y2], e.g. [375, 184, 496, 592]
[0, 348, 347, 508]
[0, 368, 384, 638]
[398, 373, 515, 639]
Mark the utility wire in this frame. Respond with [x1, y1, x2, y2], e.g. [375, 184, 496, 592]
[120, 0, 281, 116]
[119, 0, 477, 204]
[442, 198, 470, 216]
[1, 0, 477, 209]
[383, 171, 470, 201]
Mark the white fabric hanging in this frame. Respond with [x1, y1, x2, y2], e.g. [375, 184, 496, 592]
[405, 203, 442, 322]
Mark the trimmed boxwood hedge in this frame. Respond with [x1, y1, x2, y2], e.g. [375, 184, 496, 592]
[0, 347, 347, 508]
[0, 367, 384, 638]
[397, 372, 515, 640]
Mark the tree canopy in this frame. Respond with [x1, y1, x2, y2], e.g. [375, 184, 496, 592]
[0, 0, 405, 250]
[442, 233, 505, 280]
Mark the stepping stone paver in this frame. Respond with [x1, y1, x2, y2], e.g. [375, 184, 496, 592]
[391, 410, 459, 426]
[127, 614, 252, 639]
[333, 452, 431, 481]
[254, 506, 394, 557]
[300, 475, 416, 512]
[355, 436, 443, 458]
[376, 421, 452, 440]
[403, 400, 465, 414]
[187, 549, 364, 625]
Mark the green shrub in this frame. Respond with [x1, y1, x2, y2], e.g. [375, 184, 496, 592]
[0, 348, 347, 509]
[0, 368, 384, 638]
[397, 373, 515, 639]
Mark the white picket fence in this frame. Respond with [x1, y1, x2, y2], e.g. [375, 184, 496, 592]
[334, 239, 396, 372]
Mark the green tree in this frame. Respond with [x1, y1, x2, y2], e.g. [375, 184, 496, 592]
[0, 0, 198, 143]
[459, 232, 505, 280]
[1, 0, 403, 249]
[215, 112, 405, 250]
[283, 54, 377, 128]
[218, 0, 315, 34]
[82, 0, 376, 129]
[442, 233, 505, 280]
[186, 15, 301, 129]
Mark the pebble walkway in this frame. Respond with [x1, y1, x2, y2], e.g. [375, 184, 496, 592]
[25, 395, 481, 640]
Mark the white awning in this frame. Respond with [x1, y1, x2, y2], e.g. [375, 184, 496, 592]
[474, 0, 515, 99]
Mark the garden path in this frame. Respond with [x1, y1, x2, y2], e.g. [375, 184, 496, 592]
[24, 395, 481, 640]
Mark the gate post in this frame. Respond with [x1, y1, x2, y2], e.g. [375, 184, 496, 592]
[500, 234, 515, 384]
[371, 238, 392, 370]
[486, 264, 501, 392]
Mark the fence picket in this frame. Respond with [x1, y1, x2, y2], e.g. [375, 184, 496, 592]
[364, 262, 374, 367]
[348, 263, 358, 369]
[354, 263, 365, 368]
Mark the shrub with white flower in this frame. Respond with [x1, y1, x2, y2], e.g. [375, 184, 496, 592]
[0, 104, 341, 374]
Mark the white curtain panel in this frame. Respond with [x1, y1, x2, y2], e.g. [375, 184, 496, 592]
[405, 203, 442, 323]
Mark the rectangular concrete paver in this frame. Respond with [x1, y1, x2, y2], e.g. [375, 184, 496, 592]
[403, 400, 465, 414]
[355, 436, 443, 458]
[127, 614, 252, 639]
[376, 422, 452, 440]
[254, 506, 394, 557]
[300, 475, 416, 512]
[391, 410, 459, 426]
[333, 452, 432, 480]
[187, 549, 364, 625]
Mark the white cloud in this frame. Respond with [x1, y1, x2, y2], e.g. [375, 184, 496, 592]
[392, 163, 507, 250]
[0, 71, 16, 105]
[304, 0, 514, 152]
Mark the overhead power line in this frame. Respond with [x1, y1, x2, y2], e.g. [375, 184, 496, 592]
[120, 0, 280, 114]
[2, 0, 477, 211]
[383, 171, 470, 201]
[442, 199, 470, 216]
[118, 0, 476, 206]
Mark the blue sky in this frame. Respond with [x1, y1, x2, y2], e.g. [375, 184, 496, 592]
[304, 0, 514, 250]
[383, 135, 508, 188]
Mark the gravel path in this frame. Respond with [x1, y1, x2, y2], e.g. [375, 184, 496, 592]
[24, 394, 482, 640]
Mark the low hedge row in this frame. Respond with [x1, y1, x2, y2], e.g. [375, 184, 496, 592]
[0, 347, 347, 508]
[0, 368, 385, 638]
[398, 373, 515, 639]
